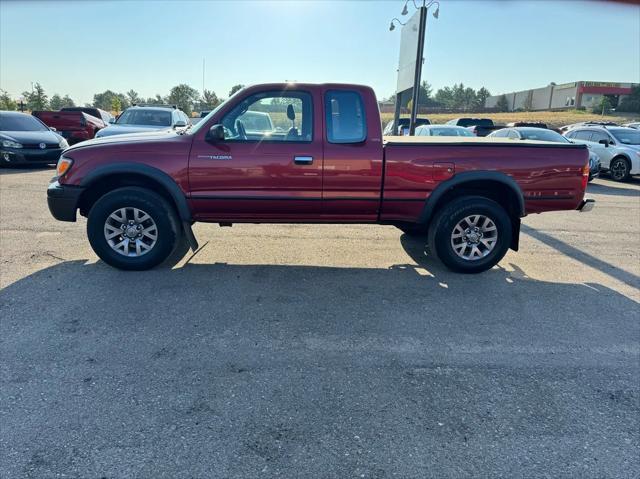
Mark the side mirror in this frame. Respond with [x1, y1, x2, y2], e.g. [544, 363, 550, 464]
[206, 124, 225, 143]
[174, 120, 187, 128]
[598, 139, 610, 147]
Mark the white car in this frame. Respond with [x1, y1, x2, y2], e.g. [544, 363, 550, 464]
[415, 125, 474, 137]
[564, 126, 640, 181]
[623, 122, 640, 130]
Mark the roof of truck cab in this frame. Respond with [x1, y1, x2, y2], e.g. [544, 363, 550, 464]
[383, 135, 586, 148]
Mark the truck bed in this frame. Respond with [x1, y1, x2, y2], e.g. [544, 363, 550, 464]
[381, 135, 589, 221]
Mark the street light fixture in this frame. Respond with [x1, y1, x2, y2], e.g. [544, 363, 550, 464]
[389, 0, 440, 136]
[389, 18, 406, 31]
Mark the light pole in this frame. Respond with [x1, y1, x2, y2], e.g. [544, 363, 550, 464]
[389, 0, 439, 135]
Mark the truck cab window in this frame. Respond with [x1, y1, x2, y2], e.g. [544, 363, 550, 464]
[325, 90, 366, 144]
[221, 91, 312, 142]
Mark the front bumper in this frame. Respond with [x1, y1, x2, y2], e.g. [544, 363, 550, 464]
[1, 147, 63, 165]
[47, 180, 85, 222]
[577, 199, 595, 213]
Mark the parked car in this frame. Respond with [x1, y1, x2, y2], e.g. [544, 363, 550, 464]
[95, 105, 190, 138]
[446, 118, 504, 137]
[415, 125, 474, 137]
[446, 118, 494, 127]
[1, 111, 68, 166]
[32, 110, 105, 145]
[506, 122, 548, 129]
[47, 82, 593, 274]
[489, 127, 600, 181]
[564, 126, 640, 181]
[383, 117, 431, 136]
[623, 122, 640, 130]
[559, 121, 618, 134]
[61, 107, 114, 124]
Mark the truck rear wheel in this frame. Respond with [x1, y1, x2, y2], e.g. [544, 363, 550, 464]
[427, 196, 511, 274]
[87, 187, 183, 270]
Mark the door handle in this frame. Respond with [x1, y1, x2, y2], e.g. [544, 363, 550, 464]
[294, 156, 313, 165]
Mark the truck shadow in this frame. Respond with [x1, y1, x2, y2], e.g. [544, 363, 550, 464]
[520, 224, 640, 289]
[587, 177, 640, 197]
[2, 258, 638, 477]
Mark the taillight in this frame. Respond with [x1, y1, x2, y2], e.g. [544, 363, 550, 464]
[581, 161, 589, 191]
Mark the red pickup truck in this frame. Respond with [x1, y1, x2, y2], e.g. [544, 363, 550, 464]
[33, 108, 111, 145]
[47, 83, 594, 273]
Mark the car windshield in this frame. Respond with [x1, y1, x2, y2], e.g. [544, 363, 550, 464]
[116, 109, 172, 127]
[519, 129, 568, 142]
[610, 128, 640, 145]
[0, 113, 48, 132]
[428, 127, 473, 137]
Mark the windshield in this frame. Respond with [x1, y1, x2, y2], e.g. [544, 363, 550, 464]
[519, 129, 568, 142]
[610, 128, 640, 145]
[458, 118, 493, 127]
[428, 127, 474, 137]
[116, 109, 172, 127]
[0, 113, 48, 132]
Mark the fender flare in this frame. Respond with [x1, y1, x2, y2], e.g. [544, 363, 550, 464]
[418, 170, 525, 225]
[79, 162, 192, 221]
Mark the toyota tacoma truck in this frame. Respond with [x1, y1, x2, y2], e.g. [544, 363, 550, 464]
[47, 83, 594, 273]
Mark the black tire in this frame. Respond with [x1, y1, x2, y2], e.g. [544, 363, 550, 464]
[396, 223, 427, 237]
[87, 187, 183, 271]
[609, 156, 631, 182]
[427, 196, 512, 274]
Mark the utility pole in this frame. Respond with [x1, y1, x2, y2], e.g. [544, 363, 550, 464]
[389, 1, 439, 136]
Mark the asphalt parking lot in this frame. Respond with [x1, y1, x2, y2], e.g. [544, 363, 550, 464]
[1, 168, 639, 478]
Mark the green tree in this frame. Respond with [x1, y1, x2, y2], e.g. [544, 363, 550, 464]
[22, 83, 48, 110]
[475, 87, 491, 110]
[496, 94, 510, 112]
[50, 93, 75, 110]
[0, 90, 17, 111]
[93, 90, 129, 111]
[167, 84, 200, 115]
[593, 96, 612, 115]
[228, 84, 245, 97]
[61, 95, 75, 108]
[202, 89, 220, 109]
[434, 86, 454, 108]
[126, 89, 142, 105]
[111, 97, 122, 114]
[617, 86, 640, 113]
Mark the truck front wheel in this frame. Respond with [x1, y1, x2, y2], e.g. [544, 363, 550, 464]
[427, 196, 512, 274]
[87, 187, 183, 270]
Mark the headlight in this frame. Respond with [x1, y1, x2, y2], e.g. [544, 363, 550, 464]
[56, 157, 73, 177]
[59, 138, 69, 149]
[2, 139, 23, 149]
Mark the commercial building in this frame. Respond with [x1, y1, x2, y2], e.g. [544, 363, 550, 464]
[485, 81, 638, 111]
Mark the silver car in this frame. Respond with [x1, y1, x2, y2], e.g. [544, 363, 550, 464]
[489, 127, 601, 181]
[95, 105, 190, 138]
[415, 125, 474, 137]
[564, 126, 640, 181]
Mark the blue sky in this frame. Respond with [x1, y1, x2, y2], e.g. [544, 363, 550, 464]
[1, 0, 638, 105]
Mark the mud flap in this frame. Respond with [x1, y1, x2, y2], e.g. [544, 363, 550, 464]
[510, 217, 521, 252]
[183, 222, 199, 251]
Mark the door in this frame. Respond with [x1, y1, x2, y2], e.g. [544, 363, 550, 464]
[587, 130, 616, 168]
[189, 89, 323, 221]
[321, 88, 383, 220]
